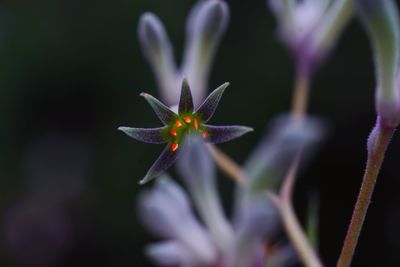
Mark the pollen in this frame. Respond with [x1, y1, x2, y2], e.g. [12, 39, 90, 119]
[194, 118, 199, 130]
[170, 129, 177, 136]
[175, 120, 183, 127]
[171, 143, 179, 152]
[201, 131, 208, 139]
[184, 116, 191, 123]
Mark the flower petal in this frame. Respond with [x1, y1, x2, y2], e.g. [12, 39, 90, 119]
[141, 92, 177, 125]
[138, 177, 217, 265]
[176, 136, 234, 251]
[204, 125, 253, 144]
[139, 144, 181, 184]
[182, 0, 230, 106]
[228, 194, 277, 267]
[244, 115, 327, 190]
[178, 78, 194, 114]
[146, 241, 195, 266]
[137, 13, 179, 106]
[118, 126, 167, 144]
[195, 82, 229, 122]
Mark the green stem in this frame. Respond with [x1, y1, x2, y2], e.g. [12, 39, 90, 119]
[337, 124, 395, 267]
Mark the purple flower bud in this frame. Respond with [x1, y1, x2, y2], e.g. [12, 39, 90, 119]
[182, 0, 230, 107]
[138, 13, 179, 106]
[355, 0, 400, 127]
[268, 0, 352, 74]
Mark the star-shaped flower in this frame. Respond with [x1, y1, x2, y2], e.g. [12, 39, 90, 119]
[119, 79, 253, 184]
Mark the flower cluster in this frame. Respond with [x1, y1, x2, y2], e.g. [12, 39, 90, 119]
[138, 138, 290, 267]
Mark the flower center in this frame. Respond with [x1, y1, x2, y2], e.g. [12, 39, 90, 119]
[166, 114, 208, 152]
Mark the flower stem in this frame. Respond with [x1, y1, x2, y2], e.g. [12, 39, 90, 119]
[269, 154, 324, 267]
[206, 143, 246, 184]
[337, 123, 395, 267]
[291, 68, 311, 117]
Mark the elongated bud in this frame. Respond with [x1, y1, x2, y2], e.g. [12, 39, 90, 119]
[269, 0, 352, 75]
[356, 0, 400, 127]
[138, 13, 179, 106]
[182, 0, 230, 106]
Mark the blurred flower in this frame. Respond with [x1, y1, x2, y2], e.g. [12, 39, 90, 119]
[355, 0, 400, 127]
[138, 138, 279, 267]
[244, 115, 327, 191]
[119, 79, 252, 184]
[268, 0, 352, 74]
[138, 0, 229, 107]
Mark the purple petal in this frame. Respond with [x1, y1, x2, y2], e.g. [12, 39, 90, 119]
[118, 126, 167, 144]
[176, 136, 234, 250]
[182, 1, 230, 106]
[138, 177, 217, 264]
[195, 82, 229, 122]
[141, 93, 177, 125]
[139, 144, 181, 184]
[146, 241, 194, 266]
[138, 177, 192, 238]
[178, 78, 194, 114]
[244, 115, 327, 190]
[228, 194, 277, 267]
[204, 125, 253, 144]
[137, 13, 179, 106]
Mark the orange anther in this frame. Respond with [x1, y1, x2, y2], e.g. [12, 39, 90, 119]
[184, 116, 191, 123]
[170, 129, 177, 136]
[175, 120, 183, 127]
[171, 143, 179, 152]
[194, 118, 199, 130]
[202, 131, 208, 139]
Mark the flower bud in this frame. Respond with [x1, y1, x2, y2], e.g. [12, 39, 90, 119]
[182, 0, 230, 106]
[355, 0, 400, 127]
[269, 0, 352, 74]
[138, 13, 178, 106]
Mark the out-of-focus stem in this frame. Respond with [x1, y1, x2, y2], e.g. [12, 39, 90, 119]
[337, 124, 395, 267]
[207, 144, 246, 184]
[270, 155, 324, 267]
[291, 69, 311, 118]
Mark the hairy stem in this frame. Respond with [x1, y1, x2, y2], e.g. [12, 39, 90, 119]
[337, 124, 395, 267]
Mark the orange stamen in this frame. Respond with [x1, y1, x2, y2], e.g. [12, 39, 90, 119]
[184, 116, 191, 123]
[170, 129, 177, 136]
[194, 118, 198, 130]
[202, 131, 208, 139]
[175, 120, 183, 127]
[171, 143, 179, 152]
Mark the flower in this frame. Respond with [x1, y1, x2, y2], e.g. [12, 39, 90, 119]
[118, 79, 253, 184]
[138, 138, 282, 267]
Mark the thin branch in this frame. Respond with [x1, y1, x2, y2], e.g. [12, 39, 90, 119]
[269, 154, 324, 267]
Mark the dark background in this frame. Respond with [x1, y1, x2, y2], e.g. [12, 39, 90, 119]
[0, 0, 399, 266]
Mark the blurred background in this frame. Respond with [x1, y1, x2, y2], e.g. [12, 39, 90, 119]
[0, 0, 399, 266]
